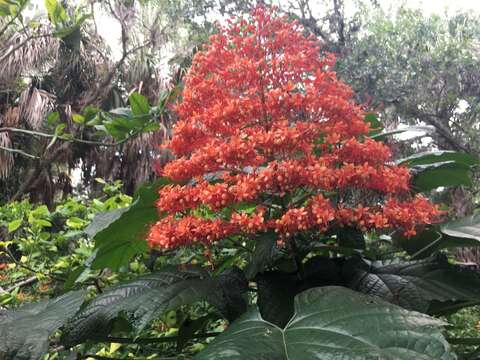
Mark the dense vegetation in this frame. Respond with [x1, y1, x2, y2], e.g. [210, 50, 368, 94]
[1, 1, 480, 359]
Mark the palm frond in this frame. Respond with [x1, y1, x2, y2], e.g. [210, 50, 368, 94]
[19, 87, 56, 130]
[0, 28, 59, 85]
[0, 132, 14, 179]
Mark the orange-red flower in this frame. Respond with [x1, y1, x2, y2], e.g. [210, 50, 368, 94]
[148, 7, 440, 249]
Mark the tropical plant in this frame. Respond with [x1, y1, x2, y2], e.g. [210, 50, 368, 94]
[0, 0, 216, 203]
[2, 6, 480, 360]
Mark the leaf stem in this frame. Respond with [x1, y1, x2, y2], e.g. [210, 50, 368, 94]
[99, 332, 222, 344]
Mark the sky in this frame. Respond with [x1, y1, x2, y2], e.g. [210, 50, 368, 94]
[27, 0, 480, 61]
[402, 0, 480, 14]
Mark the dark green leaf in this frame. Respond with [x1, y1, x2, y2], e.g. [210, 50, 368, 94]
[398, 150, 479, 167]
[394, 222, 480, 258]
[61, 267, 244, 347]
[343, 255, 480, 314]
[0, 290, 85, 360]
[196, 287, 454, 359]
[335, 226, 366, 250]
[244, 231, 278, 280]
[411, 161, 472, 191]
[177, 314, 219, 351]
[256, 271, 297, 328]
[90, 178, 169, 270]
[440, 214, 480, 244]
[213, 267, 248, 321]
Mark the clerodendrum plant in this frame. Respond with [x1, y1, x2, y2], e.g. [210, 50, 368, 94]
[144, 6, 455, 359]
[4, 6, 480, 360]
[148, 8, 440, 248]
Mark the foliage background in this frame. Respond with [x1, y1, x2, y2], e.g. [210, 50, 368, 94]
[1, 0, 480, 359]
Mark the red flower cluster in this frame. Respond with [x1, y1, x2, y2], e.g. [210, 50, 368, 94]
[148, 7, 440, 249]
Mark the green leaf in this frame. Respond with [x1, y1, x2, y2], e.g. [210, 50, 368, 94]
[7, 219, 22, 233]
[177, 314, 218, 351]
[0, 0, 25, 17]
[71, 113, 85, 124]
[195, 287, 454, 359]
[61, 267, 245, 346]
[371, 125, 435, 141]
[335, 226, 366, 249]
[89, 178, 170, 270]
[44, 0, 66, 25]
[0, 290, 85, 360]
[244, 231, 278, 280]
[108, 107, 132, 118]
[129, 92, 150, 116]
[213, 267, 248, 321]
[440, 214, 480, 244]
[365, 113, 383, 135]
[256, 271, 297, 328]
[343, 255, 480, 314]
[411, 161, 473, 191]
[66, 216, 88, 229]
[46, 111, 60, 125]
[397, 150, 480, 167]
[103, 117, 137, 140]
[395, 221, 480, 258]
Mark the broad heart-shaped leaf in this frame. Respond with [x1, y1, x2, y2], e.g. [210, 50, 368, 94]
[195, 286, 454, 360]
[411, 161, 473, 191]
[0, 290, 85, 360]
[89, 178, 170, 270]
[256, 258, 345, 328]
[343, 254, 480, 315]
[397, 150, 480, 167]
[256, 271, 298, 328]
[61, 267, 248, 347]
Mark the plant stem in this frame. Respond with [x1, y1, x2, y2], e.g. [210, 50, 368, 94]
[0, 127, 132, 147]
[0, 145, 39, 159]
[99, 332, 221, 344]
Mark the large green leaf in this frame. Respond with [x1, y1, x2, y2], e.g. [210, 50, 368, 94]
[89, 178, 169, 270]
[61, 267, 247, 346]
[0, 290, 85, 360]
[440, 214, 480, 244]
[395, 220, 480, 258]
[397, 150, 479, 167]
[196, 286, 454, 359]
[411, 161, 473, 191]
[343, 255, 480, 314]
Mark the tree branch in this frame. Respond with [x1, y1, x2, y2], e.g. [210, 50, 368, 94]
[0, 127, 132, 147]
[0, 144, 38, 159]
